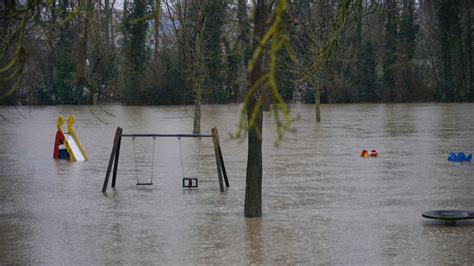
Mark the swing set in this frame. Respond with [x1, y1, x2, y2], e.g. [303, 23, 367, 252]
[102, 127, 229, 193]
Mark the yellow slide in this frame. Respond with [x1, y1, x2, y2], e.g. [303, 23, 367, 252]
[55, 115, 88, 161]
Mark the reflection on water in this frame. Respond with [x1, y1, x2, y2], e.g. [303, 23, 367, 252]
[245, 218, 263, 264]
[0, 103, 473, 264]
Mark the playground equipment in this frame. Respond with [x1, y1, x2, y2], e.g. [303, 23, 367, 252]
[131, 135, 156, 185]
[448, 152, 472, 162]
[360, 149, 377, 158]
[183, 177, 198, 188]
[102, 127, 229, 193]
[178, 136, 199, 189]
[422, 210, 474, 225]
[53, 115, 88, 161]
[370, 149, 378, 157]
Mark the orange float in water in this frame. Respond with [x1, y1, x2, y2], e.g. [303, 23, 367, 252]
[370, 149, 378, 157]
[360, 149, 369, 158]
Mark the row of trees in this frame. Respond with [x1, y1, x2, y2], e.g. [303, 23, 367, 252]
[1, 0, 473, 107]
[289, 0, 474, 105]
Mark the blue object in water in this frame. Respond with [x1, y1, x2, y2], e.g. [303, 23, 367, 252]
[448, 152, 472, 162]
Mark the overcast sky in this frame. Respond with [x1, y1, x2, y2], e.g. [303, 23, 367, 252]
[115, 0, 123, 10]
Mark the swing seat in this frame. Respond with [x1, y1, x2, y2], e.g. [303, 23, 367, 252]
[136, 182, 153, 186]
[182, 177, 198, 188]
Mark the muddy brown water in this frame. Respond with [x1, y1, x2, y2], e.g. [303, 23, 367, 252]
[0, 103, 473, 264]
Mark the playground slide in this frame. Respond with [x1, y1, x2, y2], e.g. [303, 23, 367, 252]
[65, 133, 86, 161]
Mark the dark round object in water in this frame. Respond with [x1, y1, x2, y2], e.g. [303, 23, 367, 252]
[422, 210, 474, 221]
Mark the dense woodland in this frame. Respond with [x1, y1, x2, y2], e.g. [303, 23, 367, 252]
[1, 0, 473, 106]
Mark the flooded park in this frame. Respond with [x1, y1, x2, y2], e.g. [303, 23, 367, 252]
[0, 103, 473, 264]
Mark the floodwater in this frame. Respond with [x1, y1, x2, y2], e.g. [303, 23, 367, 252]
[0, 103, 473, 264]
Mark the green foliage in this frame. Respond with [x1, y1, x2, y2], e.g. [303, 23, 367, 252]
[237, 0, 252, 65]
[399, 0, 418, 60]
[36, 25, 88, 104]
[0, 18, 26, 98]
[302, 87, 328, 104]
[86, 18, 118, 101]
[123, 0, 150, 73]
[0, 0, 85, 99]
[2, 0, 473, 105]
[223, 37, 240, 102]
[436, 79, 457, 102]
[276, 49, 298, 102]
[203, 0, 227, 103]
[276, 78, 293, 101]
[303, 88, 315, 104]
[380, 0, 421, 102]
[435, 1, 467, 101]
[147, 48, 192, 105]
[356, 41, 378, 102]
[382, 0, 398, 101]
[52, 31, 76, 102]
[0, 93, 18, 105]
[121, 0, 151, 103]
[349, 0, 378, 103]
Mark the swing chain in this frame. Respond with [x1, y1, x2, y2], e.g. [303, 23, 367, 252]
[133, 136, 156, 185]
[150, 136, 156, 184]
[132, 136, 139, 184]
[196, 137, 201, 179]
[178, 137, 185, 179]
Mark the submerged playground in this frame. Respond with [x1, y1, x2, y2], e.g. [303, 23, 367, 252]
[0, 103, 473, 264]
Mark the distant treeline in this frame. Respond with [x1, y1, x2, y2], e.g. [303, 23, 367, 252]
[1, 0, 473, 105]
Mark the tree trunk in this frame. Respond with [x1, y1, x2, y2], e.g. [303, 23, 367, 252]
[237, 0, 251, 102]
[104, 0, 110, 49]
[193, 82, 201, 134]
[0, 1, 6, 38]
[109, 0, 116, 51]
[465, 0, 472, 99]
[153, 0, 161, 60]
[383, 0, 398, 101]
[192, 9, 205, 134]
[262, 54, 270, 111]
[45, 0, 57, 89]
[76, 0, 92, 97]
[244, 0, 266, 218]
[315, 79, 321, 123]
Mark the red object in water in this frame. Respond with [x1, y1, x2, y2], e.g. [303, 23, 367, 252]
[370, 149, 378, 157]
[53, 130, 67, 159]
[360, 149, 369, 158]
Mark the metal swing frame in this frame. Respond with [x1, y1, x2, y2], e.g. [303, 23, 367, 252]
[102, 127, 229, 193]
